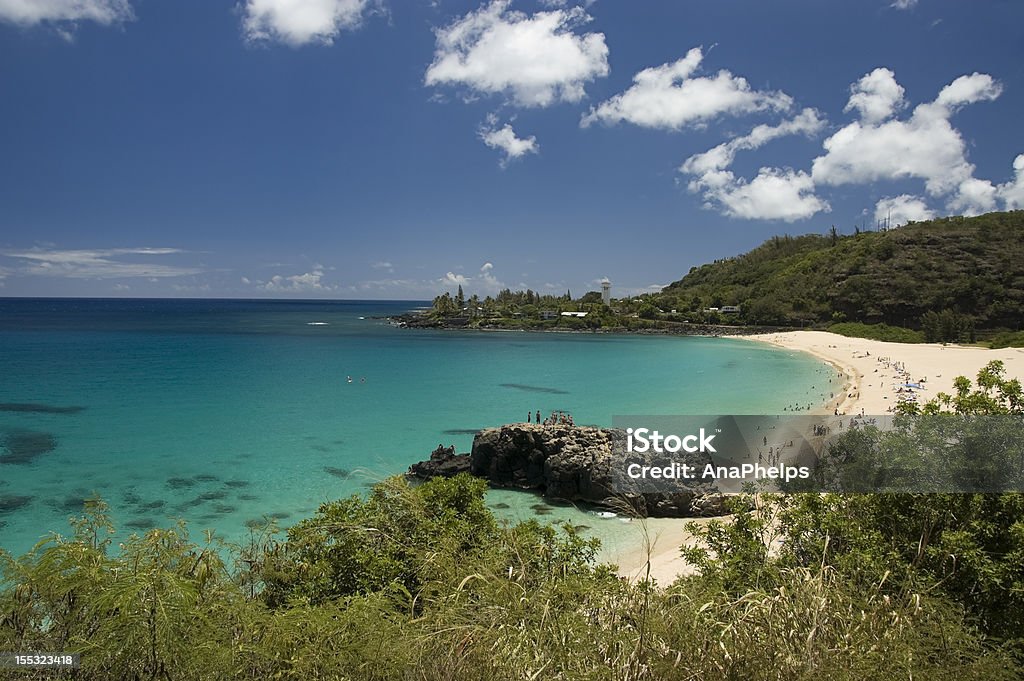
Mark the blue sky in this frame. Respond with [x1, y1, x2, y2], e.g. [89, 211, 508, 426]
[1, 0, 1023, 299]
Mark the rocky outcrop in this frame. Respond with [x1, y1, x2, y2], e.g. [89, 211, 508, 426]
[469, 424, 614, 498]
[409, 424, 730, 518]
[408, 444, 471, 479]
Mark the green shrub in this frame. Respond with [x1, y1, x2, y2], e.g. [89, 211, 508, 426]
[828, 321, 925, 343]
[989, 330, 1024, 348]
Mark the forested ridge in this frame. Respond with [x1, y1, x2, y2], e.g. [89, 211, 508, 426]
[657, 211, 1024, 333]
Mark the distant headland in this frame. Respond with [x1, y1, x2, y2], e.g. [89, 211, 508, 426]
[395, 211, 1024, 348]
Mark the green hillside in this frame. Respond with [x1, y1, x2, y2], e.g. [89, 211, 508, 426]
[657, 211, 1024, 335]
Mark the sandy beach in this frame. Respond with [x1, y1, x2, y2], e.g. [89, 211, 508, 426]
[606, 516, 715, 584]
[615, 331, 1024, 584]
[745, 331, 1024, 416]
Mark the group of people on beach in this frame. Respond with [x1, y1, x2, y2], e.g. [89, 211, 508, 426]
[873, 356, 928, 412]
[754, 430, 795, 466]
[824, 414, 876, 431]
[759, 444, 791, 466]
[527, 410, 574, 426]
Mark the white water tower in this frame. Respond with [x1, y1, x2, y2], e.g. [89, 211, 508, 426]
[601, 278, 611, 306]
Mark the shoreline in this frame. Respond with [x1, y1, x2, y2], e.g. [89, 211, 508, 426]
[398, 319, 1024, 584]
[743, 331, 1024, 415]
[606, 516, 718, 584]
[611, 331, 1024, 584]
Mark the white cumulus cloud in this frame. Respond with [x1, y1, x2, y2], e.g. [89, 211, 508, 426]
[688, 168, 829, 223]
[874, 195, 935, 227]
[241, 0, 377, 46]
[581, 47, 793, 130]
[947, 178, 998, 216]
[680, 107, 824, 176]
[479, 115, 538, 166]
[677, 67, 1020, 222]
[933, 72, 1003, 109]
[951, 155, 1024, 214]
[0, 0, 133, 26]
[440, 262, 504, 295]
[844, 68, 905, 124]
[264, 265, 333, 292]
[443, 272, 468, 286]
[812, 71, 1002, 200]
[425, 0, 609, 107]
[998, 154, 1024, 210]
[679, 109, 828, 222]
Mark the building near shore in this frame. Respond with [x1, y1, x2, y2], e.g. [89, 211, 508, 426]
[601, 278, 611, 306]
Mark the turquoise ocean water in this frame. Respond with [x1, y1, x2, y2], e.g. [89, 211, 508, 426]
[0, 298, 836, 559]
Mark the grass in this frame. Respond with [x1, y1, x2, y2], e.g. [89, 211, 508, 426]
[827, 321, 925, 343]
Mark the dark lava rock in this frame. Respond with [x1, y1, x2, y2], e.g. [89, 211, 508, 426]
[407, 444, 471, 479]
[409, 424, 730, 518]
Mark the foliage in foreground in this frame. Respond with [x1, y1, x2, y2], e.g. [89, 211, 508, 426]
[0, 473, 1019, 680]
[686, 361, 1024, 660]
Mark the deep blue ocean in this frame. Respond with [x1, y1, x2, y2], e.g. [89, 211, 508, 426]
[0, 298, 836, 558]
